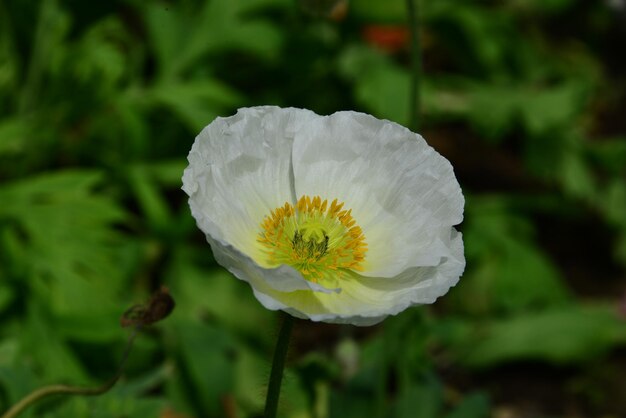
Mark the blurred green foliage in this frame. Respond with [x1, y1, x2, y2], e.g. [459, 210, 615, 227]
[0, 0, 625, 417]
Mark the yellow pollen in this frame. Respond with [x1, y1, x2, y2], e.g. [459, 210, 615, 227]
[257, 196, 367, 282]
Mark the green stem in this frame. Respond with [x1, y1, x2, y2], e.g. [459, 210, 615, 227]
[406, 0, 422, 132]
[1, 329, 139, 418]
[264, 314, 295, 418]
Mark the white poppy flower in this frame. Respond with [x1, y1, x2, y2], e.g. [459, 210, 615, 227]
[183, 106, 464, 326]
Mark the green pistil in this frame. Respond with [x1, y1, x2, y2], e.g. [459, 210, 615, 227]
[292, 230, 329, 261]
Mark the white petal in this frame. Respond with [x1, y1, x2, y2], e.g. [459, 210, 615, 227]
[291, 111, 464, 278]
[208, 236, 338, 293]
[183, 106, 316, 263]
[246, 229, 464, 326]
[184, 107, 465, 325]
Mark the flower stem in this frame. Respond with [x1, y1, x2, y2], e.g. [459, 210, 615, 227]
[406, 0, 422, 132]
[264, 314, 295, 418]
[1, 329, 139, 418]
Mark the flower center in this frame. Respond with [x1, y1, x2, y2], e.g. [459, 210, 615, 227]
[257, 196, 367, 282]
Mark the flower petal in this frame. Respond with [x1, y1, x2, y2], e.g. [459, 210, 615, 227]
[208, 236, 339, 293]
[183, 106, 338, 293]
[183, 106, 315, 263]
[184, 107, 465, 325]
[247, 229, 464, 326]
[291, 111, 464, 278]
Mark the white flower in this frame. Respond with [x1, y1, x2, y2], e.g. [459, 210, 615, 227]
[183, 106, 464, 326]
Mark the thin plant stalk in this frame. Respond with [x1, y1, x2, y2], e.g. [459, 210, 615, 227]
[406, 0, 422, 132]
[1, 329, 139, 418]
[264, 314, 295, 418]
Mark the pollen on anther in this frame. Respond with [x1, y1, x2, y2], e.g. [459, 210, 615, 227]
[258, 195, 367, 282]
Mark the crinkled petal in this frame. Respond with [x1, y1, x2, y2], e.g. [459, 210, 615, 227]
[208, 236, 338, 293]
[247, 229, 464, 326]
[184, 107, 465, 325]
[291, 111, 464, 278]
[183, 106, 312, 262]
[183, 106, 336, 293]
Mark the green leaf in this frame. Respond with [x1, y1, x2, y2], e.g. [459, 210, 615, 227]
[71, 17, 129, 89]
[338, 46, 410, 125]
[587, 138, 626, 175]
[445, 393, 490, 418]
[329, 390, 378, 418]
[464, 85, 521, 141]
[0, 364, 38, 415]
[329, 337, 386, 418]
[128, 164, 173, 233]
[559, 149, 596, 200]
[463, 82, 586, 140]
[0, 118, 27, 157]
[277, 368, 311, 418]
[21, 303, 88, 382]
[454, 196, 571, 315]
[35, 367, 170, 417]
[233, 346, 268, 412]
[0, 2, 19, 103]
[0, 171, 129, 341]
[166, 252, 273, 339]
[18, 0, 71, 114]
[146, 159, 188, 188]
[0, 338, 18, 367]
[458, 305, 626, 367]
[150, 81, 243, 131]
[615, 229, 626, 267]
[595, 180, 626, 264]
[426, 77, 589, 143]
[45, 389, 166, 418]
[350, 0, 406, 22]
[519, 83, 586, 136]
[426, 2, 512, 78]
[145, 0, 283, 80]
[0, 283, 14, 313]
[393, 381, 443, 418]
[173, 321, 237, 416]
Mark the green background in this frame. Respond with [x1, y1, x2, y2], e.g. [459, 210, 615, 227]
[1, 0, 625, 417]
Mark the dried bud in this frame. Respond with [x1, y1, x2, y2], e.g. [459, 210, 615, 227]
[121, 286, 175, 328]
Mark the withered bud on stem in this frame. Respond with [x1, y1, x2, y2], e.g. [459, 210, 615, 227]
[121, 286, 176, 328]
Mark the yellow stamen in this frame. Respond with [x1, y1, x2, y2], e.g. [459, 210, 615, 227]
[257, 195, 367, 282]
